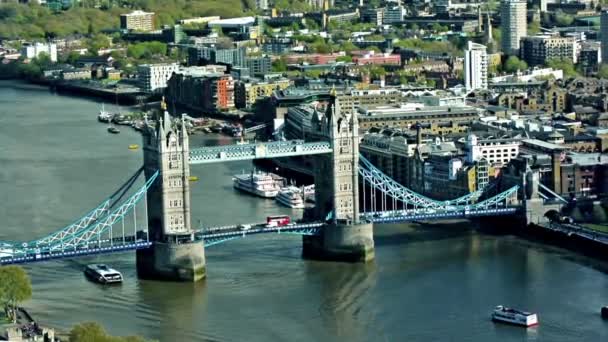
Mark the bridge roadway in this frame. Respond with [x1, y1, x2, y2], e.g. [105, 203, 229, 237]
[0, 207, 520, 265]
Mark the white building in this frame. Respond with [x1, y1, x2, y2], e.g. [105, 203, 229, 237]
[256, 0, 269, 10]
[464, 41, 488, 92]
[601, 10, 608, 63]
[21, 42, 57, 62]
[465, 133, 520, 166]
[138, 63, 179, 93]
[500, 0, 527, 55]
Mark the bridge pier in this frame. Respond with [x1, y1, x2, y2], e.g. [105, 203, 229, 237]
[136, 241, 206, 281]
[302, 222, 374, 262]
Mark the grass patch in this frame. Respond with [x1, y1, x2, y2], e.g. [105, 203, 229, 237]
[582, 223, 608, 233]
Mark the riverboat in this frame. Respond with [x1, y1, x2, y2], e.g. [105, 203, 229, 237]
[233, 171, 284, 198]
[84, 264, 123, 284]
[491, 305, 538, 327]
[276, 186, 306, 209]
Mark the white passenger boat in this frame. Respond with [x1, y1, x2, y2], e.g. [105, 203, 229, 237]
[303, 184, 315, 203]
[84, 264, 123, 284]
[491, 305, 538, 327]
[233, 171, 285, 198]
[276, 186, 306, 209]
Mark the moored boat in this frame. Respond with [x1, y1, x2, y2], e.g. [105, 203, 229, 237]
[491, 305, 538, 327]
[602, 306, 608, 319]
[107, 126, 120, 134]
[233, 170, 284, 198]
[84, 264, 123, 284]
[276, 186, 306, 209]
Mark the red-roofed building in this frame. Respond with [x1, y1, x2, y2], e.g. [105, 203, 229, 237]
[352, 51, 401, 66]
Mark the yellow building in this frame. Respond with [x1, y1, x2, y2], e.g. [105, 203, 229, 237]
[235, 79, 291, 109]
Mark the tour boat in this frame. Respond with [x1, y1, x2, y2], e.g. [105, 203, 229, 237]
[303, 184, 315, 203]
[491, 305, 539, 327]
[233, 171, 285, 198]
[84, 264, 123, 284]
[276, 186, 306, 209]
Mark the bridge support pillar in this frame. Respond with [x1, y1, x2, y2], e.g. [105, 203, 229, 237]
[302, 222, 374, 262]
[136, 241, 206, 282]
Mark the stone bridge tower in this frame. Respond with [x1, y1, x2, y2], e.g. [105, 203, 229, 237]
[136, 106, 206, 281]
[303, 92, 374, 262]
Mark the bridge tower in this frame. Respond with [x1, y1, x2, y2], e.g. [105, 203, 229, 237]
[136, 107, 206, 281]
[303, 92, 375, 262]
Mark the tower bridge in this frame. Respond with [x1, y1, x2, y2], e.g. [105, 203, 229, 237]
[0, 93, 562, 281]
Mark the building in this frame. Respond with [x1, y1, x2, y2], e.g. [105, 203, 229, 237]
[166, 67, 235, 112]
[20, 42, 57, 62]
[256, 0, 268, 10]
[352, 52, 401, 66]
[383, 6, 404, 24]
[501, 0, 527, 55]
[601, 10, 608, 63]
[559, 153, 608, 197]
[464, 133, 521, 167]
[188, 45, 246, 67]
[245, 56, 271, 76]
[579, 42, 601, 75]
[520, 35, 575, 66]
[178, 16, 220, 25]
[464, 41, 488, 92]
[262, 38, 293, 54]
[120, 10, 155, 32]
[357, 104, 479, 131]
[361, 8, 384, 26]
[235, 78, 291, 109]
[137, 63, 179, 93]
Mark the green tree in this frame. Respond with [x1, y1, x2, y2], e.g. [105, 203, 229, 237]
[528, 21, 541, 35]
[504, 55, 528, 73]
[554, 10, 574, 27]
[271, 57, 288, 72]
[336, 55, 352, 63]
[547, 58, 578, 78]
[598, 64, 608, 79]
[0, 266, 32, 323]
[339, 41, 357, 53]
[69, 322, 153, 342]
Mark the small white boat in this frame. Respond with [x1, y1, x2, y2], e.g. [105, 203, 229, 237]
[276, 186, 306, 209]
[491, 305, 538, 327]
[84, 264, 123, 284]
[303, 184, 315, 203]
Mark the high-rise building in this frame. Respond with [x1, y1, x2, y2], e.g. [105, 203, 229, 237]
[601, 10, 608, 63]
[464, 41, 488, 92]
[137, 63, 179, 93]
[120, 10, 155, 31]
[501, 0, 527, 55]
[520, 34, 575, 67]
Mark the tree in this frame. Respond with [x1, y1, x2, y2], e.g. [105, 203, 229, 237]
[271, 57, 287, 72]
[504, 55, 528, 73]
[69, 322, 154, 342]
[547, 58, 578, 78]
[598, 64, 608, 79]
[554, 10, 574, 27]
[528, 20, 541, 35]
[0, 266, 32, 323]
[336, 55, 352, 63]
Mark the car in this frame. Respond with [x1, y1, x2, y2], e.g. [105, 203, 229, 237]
[237, 224, 251, 231]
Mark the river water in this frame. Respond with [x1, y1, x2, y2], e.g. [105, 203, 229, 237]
[1, 81, 607, 341]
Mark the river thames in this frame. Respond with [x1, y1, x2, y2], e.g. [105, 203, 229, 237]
[0, 81, 607, 341]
